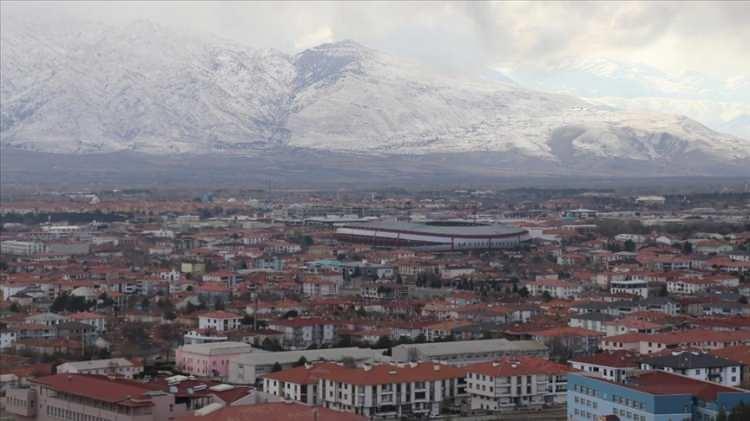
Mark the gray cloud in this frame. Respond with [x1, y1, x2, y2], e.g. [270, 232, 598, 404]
[2, 0, 748, 80]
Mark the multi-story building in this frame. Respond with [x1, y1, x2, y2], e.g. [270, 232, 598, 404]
[4, 374, 182, 421]
[0, 240, 46, 256]
[464, 356, 571, 411]
[264, 361, 467, 419]
[175, 341, 253, 379]
[567, 371, 750, 421]
[198, 311, 243, 332]
[569, 351, 640, 383]
[267, 318, 336, 349]
[600, 330, 750, 355]
[639, 351, 742, 387]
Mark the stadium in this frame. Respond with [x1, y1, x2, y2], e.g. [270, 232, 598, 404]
[335, 220, 530, 250]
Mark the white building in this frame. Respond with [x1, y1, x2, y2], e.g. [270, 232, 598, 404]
[57, 358, 143, 379]
[569, 351, 639, 383]
[265, 361, 468, 419]
[610, 278, 649, 298]
[640, 351, 742, 387]
[198, 311, 243, 332]
[0, 240, 46, 256]
[465, 356, 570, 411]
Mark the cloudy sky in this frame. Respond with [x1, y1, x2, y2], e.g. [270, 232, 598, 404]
[4, 0, 748, 80]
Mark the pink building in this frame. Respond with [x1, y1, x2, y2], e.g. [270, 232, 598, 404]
[175, 341, 252, 379]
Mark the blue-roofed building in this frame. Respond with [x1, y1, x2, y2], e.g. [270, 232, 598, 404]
[567, 371, 750, 421]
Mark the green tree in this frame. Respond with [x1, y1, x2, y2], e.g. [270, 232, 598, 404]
[294, 356, 308, 367]
[374, 335, 393, 349]
[271, 362, 282, 372]
[624, 239, 636, 252]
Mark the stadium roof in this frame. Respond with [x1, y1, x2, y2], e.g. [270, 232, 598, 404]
[340, 220, 526, 237]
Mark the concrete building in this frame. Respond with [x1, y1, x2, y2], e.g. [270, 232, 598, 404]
[569, 351, 640, 383]
[639, 351, 742, 387]
[175, 342, 254, 379]
[567, 371, 750, 421]
[0, 240, 46, 256]
[263, 361, 467, 418]
[266, 318, 336, 349]
[228, 347, 388, 385]
[57, 358, 143, 379]
[335, 220, 529, 250]
[198, 311, 243, 332]
[391, 339, 548, 364]
[465, 356, 571, 411]
[4, 374, 182, 421]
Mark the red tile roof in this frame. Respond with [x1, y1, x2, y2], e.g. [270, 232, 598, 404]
[31, 374, 158, 407]
[466, 356, 573, 377]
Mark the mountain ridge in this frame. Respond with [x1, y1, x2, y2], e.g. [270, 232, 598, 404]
[2, 17, 750, 177]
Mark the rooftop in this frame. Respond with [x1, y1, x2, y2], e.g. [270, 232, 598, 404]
[339, 220, 526, 238]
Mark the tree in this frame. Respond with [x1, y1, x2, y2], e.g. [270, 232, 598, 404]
[518, 287, 529, 298]
[542, 291, 553, 302]
[717, 407, 728, 421]
[682, 241, 693, 254]
[658, 285, 669, 297]
[294, 356, 308, 367]
[271, 362, 282, 372]
[624, 239, 636, 252]
[9, 302, 21, 313]
[213, 297, 225, 311]
[374, 335, 393, 349]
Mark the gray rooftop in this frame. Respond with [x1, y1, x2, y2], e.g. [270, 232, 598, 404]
[340, 220, 526, 237]
[231, 347, 388, 367]
[641, 351, 738, 369]
[392, 338, 547, 357]
[178, 341, 254, 356]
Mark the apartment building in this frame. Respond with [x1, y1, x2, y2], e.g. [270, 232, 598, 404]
[307, 362, 467, 418]
[464, 356, 571, 411]
[639, 351, 742, 387]
[197, 311, 243, 332]
[267, 318, 336, 349]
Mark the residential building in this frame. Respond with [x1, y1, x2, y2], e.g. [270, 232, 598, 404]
[198, 311, 243, 332]
[465, 356, 571, 411]
[640, 351, 742, 387]
[569, 351, 640, 383]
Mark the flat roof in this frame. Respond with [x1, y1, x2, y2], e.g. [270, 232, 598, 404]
[179, 341, 254, 356]
[339, 221, 526, 238]
[232, 347, 388, 366]
[393, 339, 547, 357]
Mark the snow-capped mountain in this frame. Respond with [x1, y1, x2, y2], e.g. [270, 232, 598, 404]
[2, 16, 750, 177]
[508, 57, 750, 139]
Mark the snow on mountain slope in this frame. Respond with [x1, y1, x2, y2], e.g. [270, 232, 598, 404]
[2, 16, 749, 170]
